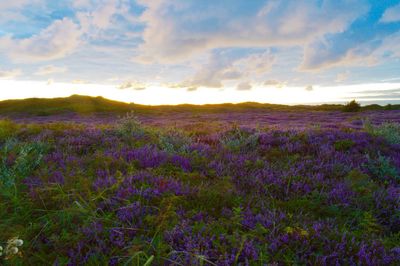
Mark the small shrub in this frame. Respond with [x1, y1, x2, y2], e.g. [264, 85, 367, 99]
[158, 129, 191, 154]
[334, 139, 355, 151]
[364, 120, 400, 145]
[342, 100, 361, 112]
[221, 127, 258, 152]
[365, 154, 399, 184]
[117, 111, 145, 137]
[0, 139, 47, 196]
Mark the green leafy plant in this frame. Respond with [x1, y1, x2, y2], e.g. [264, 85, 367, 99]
[0, 139, 47, 197]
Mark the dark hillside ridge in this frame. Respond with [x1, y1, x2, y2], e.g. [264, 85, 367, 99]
[0, 95, 399, 116]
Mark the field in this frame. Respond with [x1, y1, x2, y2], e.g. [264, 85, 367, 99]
[0, 97, 399, 265]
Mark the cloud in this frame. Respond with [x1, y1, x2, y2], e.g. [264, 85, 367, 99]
[177, 49, 275, 89]
[301, 28, 400, 71]
[234, 51, 275, 74]
[1, 18, 81, 62]
[305, 85, 313, 91]
[352, 88, 400, 95]
[236, 82, 252, 91]
[380, 4, 400, 23]
[0, 0, 35, 10]
[72, 79, 90, 84]
[118, 81, 147, 90]
[264, 80, 287, 88]
[0, 68, 21, 79]
[178, 50, 243, 89]
[335, 71, 349, 82]
[72, 0, 92, 9]
[300, 35, 382, 71]
[35, 65, 67, 75]
[135, 0, 368, 63]
[381, 77, 400, 83]
[76, 0, 119, 33]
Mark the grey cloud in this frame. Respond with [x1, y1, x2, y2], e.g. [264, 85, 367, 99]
[264, 80, 286, 88]
[236, 82, 252, 91]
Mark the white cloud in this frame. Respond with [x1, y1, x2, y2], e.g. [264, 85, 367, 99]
[0, 69, 21, 79]
[35, 65, 67, 75]
[234, 51, 275, 74]
[264, 80, 287, 88]
[118, 81, 147, 90]
[72, 79, 90, 84]
[76, 0, 120, 35]
[1, 18, 81, 62]
[0, 0, 35, 10]
[300, 37, 380, 71]
[72, 0, 92, 9]
[135, 0, 368, 63]
[305, 85, 313, 91]
[177, 50, 275, 89]
[178, 51, 243, 89]
[0, 0, 41, 24]
[380, 4, 400, 23]
[236, 82, 252, 91]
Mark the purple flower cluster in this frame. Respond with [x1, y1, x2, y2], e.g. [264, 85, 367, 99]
[7, 112, 399, 265]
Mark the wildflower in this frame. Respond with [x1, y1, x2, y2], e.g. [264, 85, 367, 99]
[8, 237, 23, 247]
[3, 237, 23, 259]
[9, 247, 18, 255]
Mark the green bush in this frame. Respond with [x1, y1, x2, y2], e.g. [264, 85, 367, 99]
[158, 129, 191, 154]
[220, 127, 258, 152]
[364, 120, 400, 145]
[365, 154, 399, 183]
[117, 111, 145, 137]
[342, 100, 361, 112]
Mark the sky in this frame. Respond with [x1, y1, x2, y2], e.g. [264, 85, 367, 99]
[0, 0, 400, 105]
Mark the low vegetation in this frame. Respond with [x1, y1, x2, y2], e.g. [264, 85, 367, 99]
[0, 113, 399, 265]
[0, 95, 399, 116]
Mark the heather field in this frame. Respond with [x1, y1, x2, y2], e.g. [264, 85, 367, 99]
[1, 109, 400, 265]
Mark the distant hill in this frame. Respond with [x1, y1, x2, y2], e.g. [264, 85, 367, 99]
[0, 95, 398, 116]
